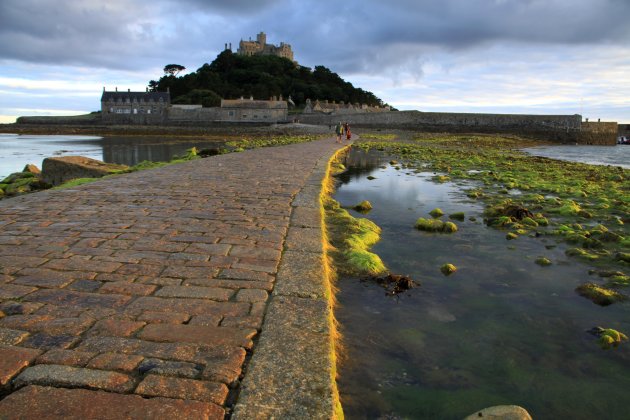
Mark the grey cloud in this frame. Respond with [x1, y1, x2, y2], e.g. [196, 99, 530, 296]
[2, 0, 630, 76]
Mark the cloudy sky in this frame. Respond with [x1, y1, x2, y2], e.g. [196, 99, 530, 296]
[1, 0, 629, 123]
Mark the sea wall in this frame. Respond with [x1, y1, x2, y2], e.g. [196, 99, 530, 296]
[578, 122, 618, 145]
[618, 124, 630, 138]
[298, 111, 616, 144]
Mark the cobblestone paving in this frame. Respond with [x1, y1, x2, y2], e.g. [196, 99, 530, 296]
[0, 138, 343, 419]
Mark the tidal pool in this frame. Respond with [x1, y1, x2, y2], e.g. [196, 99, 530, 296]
[334, 148, 630, 419]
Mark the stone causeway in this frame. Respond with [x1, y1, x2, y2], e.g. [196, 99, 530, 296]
[0, 138, 346, 419]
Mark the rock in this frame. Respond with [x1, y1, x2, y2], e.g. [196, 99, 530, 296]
[22, 164, 41, 175]
[41, 156, 129, 186]
[464, 405, 532, 420]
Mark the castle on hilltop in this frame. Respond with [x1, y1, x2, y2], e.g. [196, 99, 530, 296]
[235, 32, 295, 62]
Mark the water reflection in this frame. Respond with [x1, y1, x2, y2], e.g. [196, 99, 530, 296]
[0, 134, 227, 179]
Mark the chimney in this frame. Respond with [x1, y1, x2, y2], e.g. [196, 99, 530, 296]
[279, 94, 283, 101]
[128, 88, 130, 92]
[146, 87, 148, 92]
[225, 43, 227, 50]
[115, 87, 118, 92]
[229, 42, 232, 50]
[103, 86, 105, 92]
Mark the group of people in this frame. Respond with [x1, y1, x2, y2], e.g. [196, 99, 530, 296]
[334, 122, 352, 143]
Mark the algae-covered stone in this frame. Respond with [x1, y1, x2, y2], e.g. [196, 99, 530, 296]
[506, 232, 518, 240]
[415, 218, 457, 234]
[566, 248, 599, 261]
[588, 327, 629, 349]
[449, 212, 465, 221]
[429, 208, 444, 218]
[42, 156, 129, 186]
[353, 200, 373, 213]
[440, 264, 457, 276]
[576, 283, 626, 306]
[535, 257, 552, 266]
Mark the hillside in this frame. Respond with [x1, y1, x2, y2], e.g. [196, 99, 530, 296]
[151, 50, 389, 109]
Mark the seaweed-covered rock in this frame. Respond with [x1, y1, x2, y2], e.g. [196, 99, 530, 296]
[415, 218, 458, 233]
[576, 283, 626, 306]
[588, 327, 629, 349]
[449, 212, 465, 221]
[429, 208, 444, 218]
[353, 200, 373, 213]
[42, 156, 129, 186]
[440, 263, 457, 275]
[535, 257, 552, 266]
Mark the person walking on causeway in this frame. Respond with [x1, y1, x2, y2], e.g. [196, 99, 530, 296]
[344, 122, 351, 140]
[335, 122, 344, 143]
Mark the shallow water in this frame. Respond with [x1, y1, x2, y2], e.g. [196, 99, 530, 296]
[335, 148, 630, 419]
[0, 134, 226, 179]
[523, 144, 630, 169]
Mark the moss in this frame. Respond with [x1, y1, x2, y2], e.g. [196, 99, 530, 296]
[353, 200, 373, 213]
[429, 208, 444, 218]
[53, 178, 100, 189]
[440, 263, 457, 275]
[535, 257, 552, 266]
[576, 283, 626, 306]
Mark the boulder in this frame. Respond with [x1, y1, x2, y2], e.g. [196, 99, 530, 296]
[41, 156, 129, 186]
[22, 164, 41, 175]
[464, 405, 532, 420]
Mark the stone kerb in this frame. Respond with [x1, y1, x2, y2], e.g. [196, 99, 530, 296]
[232, 146, 346, 419]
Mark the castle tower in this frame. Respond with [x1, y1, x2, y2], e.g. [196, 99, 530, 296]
[256, 32, 266, 46]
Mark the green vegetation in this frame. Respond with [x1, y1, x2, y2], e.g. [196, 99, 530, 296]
[152, 50, 389, 109]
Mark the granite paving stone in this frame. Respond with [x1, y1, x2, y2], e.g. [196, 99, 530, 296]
[0, 138, 344, 417]
[0, 385, 225, 419]
[0, 345, 42, 386]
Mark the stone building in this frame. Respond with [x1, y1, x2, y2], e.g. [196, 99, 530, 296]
[219, 96, 288, 122]
[237, 32, 295, 62]
[302, 98, 390, 115]
[101, 88, 170, 122]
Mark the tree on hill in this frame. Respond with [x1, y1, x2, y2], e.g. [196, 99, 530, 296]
[151, 50, 390, 109]
[163, 64, 186, 76]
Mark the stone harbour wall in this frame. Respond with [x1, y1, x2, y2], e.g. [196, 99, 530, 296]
[298, 111, 617, 144]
